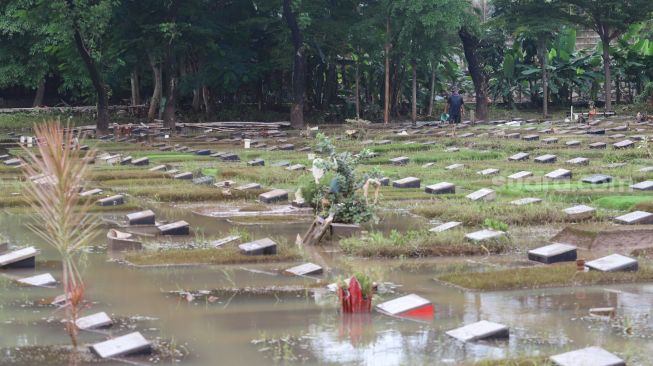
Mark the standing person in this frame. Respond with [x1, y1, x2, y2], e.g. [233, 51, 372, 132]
[444, 88, 465, 124]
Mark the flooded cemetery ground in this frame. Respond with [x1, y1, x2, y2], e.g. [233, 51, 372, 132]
[1, 116, 653, 365]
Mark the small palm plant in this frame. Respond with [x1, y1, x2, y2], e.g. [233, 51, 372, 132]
[21, 121, 98, 348]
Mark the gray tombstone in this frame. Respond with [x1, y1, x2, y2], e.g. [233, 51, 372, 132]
[614, 211, 653, 225]
[508, 152, 529, 161]
[425, 182, 455, 195]
[446, 320, 509, 342]
[550, 347, 624, 366]
[563, 205, 596, 220]
[157, 220, 190, 235]
[528, 243, 577, 264]
[534, 154, 557, 163]
[585, 254, 638, 272]
[392, 177, 421, 188]
[239, 238, 277, 255]
[126, 210, 155, 225]
[259, 189, 288, 203]
[429, 221, 462, 233]
[96, 195, 125, 206]
[631, 181, 653, 191]
[90, 332, 151, 359]
[173, 172, 193, 180]
[582, 174, 612, 184]
[285, 263, 323, 276]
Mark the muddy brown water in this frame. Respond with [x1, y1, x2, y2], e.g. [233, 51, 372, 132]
[1, 208, 653, 365]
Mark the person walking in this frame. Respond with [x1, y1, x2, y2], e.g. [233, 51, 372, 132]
[444, 88, 465, 124]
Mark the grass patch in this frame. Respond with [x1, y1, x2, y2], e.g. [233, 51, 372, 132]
[437, 264, 653, 291]
[127, 184, 265, 202]
[593, 195, 653, 210]
[124, 245, 301, 266]
[340, 229, 510, 258]
[472, 358, 550, 366]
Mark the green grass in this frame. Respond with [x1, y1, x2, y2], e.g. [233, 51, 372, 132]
[437, 264, 653, 291]
[124, 245, 301, 266]
[340, 229, 511, 258]
[593, 195, 653, 210]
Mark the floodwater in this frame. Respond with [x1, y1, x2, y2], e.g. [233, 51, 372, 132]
[1, 207, 652, 365]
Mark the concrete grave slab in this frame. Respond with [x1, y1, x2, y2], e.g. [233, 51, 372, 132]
[76, 312, 113, 330]
[508, 152, 529, 161]
[96, 195, 124, 206]
[132, 157, 149, 166]
[285, 263, 323, 276]
[445, 163, 464, 170]
[535, 154, 557, 163]
[330, 223, 362, 239]
[421, 162, 435, 168]
[582, 174, 612, 184]
[613, 139, 634, 149]
[192, 176, 215, 185]
[425, 182, 455, 195]
[508, 171, 533, 180]
[195, 149, 211, 156]
[565, 140, 581, 147]
[563, 205, 596, 220]
[522, 134, 539, 141]
[429, 221, 462, 233]
[465, 229, 505, 242]
[18, 273, 56, 286]
[477, 168, 499, 175]
[126, 210, 155, 225]
[247, 159, 265, 166]
[550, 346, 624, 366]
[545, 169, 572, 180]
[389, 156, 410, 165]
[90, 332, 151, 359]
[631, 181, 653, 191]
[239, 238, 277, 255]
[445, 147, 459, 152]
[286, 164, 305, 171]
[392, 177, 420, 188]
[589, 142, 607, 149]
[614, 211, 653, 225]
[510, 197, 541, 206]
[0, 246, 37, 269]
[466, 188, 496, 202]
[149, 164, 167, 172]
[4, 158, 22, 166]
[272, 161, 290, 168]
[119, 156, 132, 165]
[542, 137, 558, 144]
[446, 320, 509, 342]
[220, 153, 240, 161]
[173, 172, 193, 180]
[566, 157, 589, 165]
[376, 294, 433, 319]
[259, 189, 288, 203]
[235, 183, 261, 191]
[604, 163, 626, 169]
[528, 243, 577, 264]
[586, 254, 638, 272]
[639, 166, 653, 173]
[158, 221, 190, 235]
[80, 188, 103, 196]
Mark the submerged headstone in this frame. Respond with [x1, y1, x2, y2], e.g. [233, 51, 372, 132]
[239, 238, 277, 255]
[392, 177, 420, 188]
[90, 332, 151, 359]
[96, 195, 124, 206]
[528, 243, 577, 264]
[158, 221, 189, 235]
[585, 254, 638, 272]
[446, 320, 509, 342]
[550, 346, 625, 366]
[389, 156, 410, 165]
[18, 273, 56, 286]
[375, 294, 433, 319]
[285, 263, 323, 276]
[126, 210, 155, 225]
[286, 164, 305, 171]
[76, 312, 113, 330]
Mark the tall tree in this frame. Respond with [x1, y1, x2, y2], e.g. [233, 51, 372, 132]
[559, 0, 653, 111]
[282, 0, 306, 128]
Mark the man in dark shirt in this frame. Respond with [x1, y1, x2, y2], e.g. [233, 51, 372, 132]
[445, 89, 465, 124]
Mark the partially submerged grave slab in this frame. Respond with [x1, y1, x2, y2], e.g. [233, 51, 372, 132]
[96, 195, 124, 206]
[375, 294, 433, 319]
[239, 238, 277, 255]
[158, 220, 189, 235]
[465, 229, 505, 242]
[466, 188, 496, 202]
[76, 312, 113, 330]
[285, 262, 322, 276]
[18, 273, 56, 286]
[534, 154, 557, 163]
[429, 221, 462, 233]
[586, 254, 638, 272]
[582, 174, 612, 184]
[563, 205, 595, 220]
[614, 211, 653, 225]
[126, 210, 155, 225]
[528, 243, 577, 264]
[90, 331, 151, 359]
[550, 346, 624, 366]
[392, 177, 420, 188]
[631, 180, 653, 191]
[259, 189, 288, 203]
[446, 320, 509, 342]
[330, 223, 362, 239]
[425, 182, 455, 195]
[545, 169, 572, 180]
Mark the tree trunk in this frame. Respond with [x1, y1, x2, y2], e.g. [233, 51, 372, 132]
[148, 55, 162, 121]
[202, 86, 211, 117]
[428, 64, 436, 116]
[601, 37, 612, 111]
[65, 0, 109, 134]
[192, 88, 200, 112]
[283, 0, 305, 129]
[538, 42, 548, 118]
[411, 59, 417, 123]
[162, 56, 177, 129]
[459, 27, 488, 121]
[384, 17, 391, 125]
[32, 79, 46, 107]
[323, 63, 337, 108]
[615, 75, 621, 105]
[130, 69, 141, 106]
[355, 62, 361, 119]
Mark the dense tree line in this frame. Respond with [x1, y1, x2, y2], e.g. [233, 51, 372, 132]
[1, 0, 653, 132]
